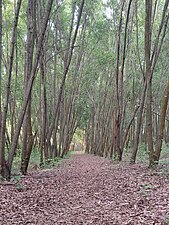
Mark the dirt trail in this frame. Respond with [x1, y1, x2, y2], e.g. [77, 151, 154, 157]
[0, 154, 169, 225]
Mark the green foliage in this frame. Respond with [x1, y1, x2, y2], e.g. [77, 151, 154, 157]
[11, 148, 74, 175]
[1, 0, 169, 176]
[159, 144, 169, 165]
[164, 217, 169, 225]
[141, 184, 157, 190]
[63, 150, 73, 159]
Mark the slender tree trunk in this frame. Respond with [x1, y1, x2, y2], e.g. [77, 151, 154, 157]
[0, 0, 3, 175]
[0, 0, 2, 131]
[145, 0, 155, 168]
[130, 82, 147, 163]
[39, 53, 47, 165]
[21, 0, 36, 175]
[0, 0, 22, 178]
[46, 0, 85, 153]
[121, 105, 139, 152]
[5, 0, 53, 179]
[10, 39, 18, 144]
[114, 0, 125, 161]
[154, 80, 169, 163]
[154, 113, 158, 141]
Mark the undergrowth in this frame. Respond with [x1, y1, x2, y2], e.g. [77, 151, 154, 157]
[11, 149, 73, 177]
[124, 142, 169, 164]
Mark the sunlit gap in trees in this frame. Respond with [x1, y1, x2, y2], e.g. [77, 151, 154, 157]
[102, 0, 113, 20]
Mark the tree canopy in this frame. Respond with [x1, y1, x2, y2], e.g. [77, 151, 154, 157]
[0, 0, 168, 179]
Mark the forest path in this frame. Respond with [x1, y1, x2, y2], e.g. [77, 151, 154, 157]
[1, 154, 169, 225]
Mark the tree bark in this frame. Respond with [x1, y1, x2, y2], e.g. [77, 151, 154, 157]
[21, 0, 36, 175]
[39, 52, 47, 165]
[130, 82, 147, 163]
[46, 0, 85, 152]
[121, 105, 139, 153]
[145, 0, 155, 168]
[0, 0, 2, 175]
[114, 0, 125, 161]
[154, 80, 169, 163]
[0, 0, 22, 178]
[5, 0, 54, 179]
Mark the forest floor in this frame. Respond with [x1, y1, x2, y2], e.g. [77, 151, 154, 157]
[0, 153, 169, 225]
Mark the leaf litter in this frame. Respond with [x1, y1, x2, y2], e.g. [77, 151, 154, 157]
[0, 154, 169, 225]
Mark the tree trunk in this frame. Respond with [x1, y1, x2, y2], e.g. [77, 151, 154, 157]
[130, 82, 147, 163]
[114, 1, 125, 161]
[46, 0, 85, 153]
[154, 80, 169, 163]
[39, 52, 47, 165]
[0, 0, 2, 175]
[121, 105, 139, 152]
[5, 0, 54, 179]
[20, 0, 36, 175]
[0, 0, 22, 178]
[145, 0, 155, 168]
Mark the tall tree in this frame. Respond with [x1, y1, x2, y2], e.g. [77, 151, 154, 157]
[154, 80, 169, 163]
[0, 0, 22, 177]
[145, 0, 154, 167]
[0, 0, 2, 175]
[20, 0, 36, 175]
[5, 0, 54, 179]
[45, 0, 85, 157]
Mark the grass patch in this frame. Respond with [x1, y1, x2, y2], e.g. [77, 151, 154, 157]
[10, 149, 73, 175]
[124, 143, 169, 164]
